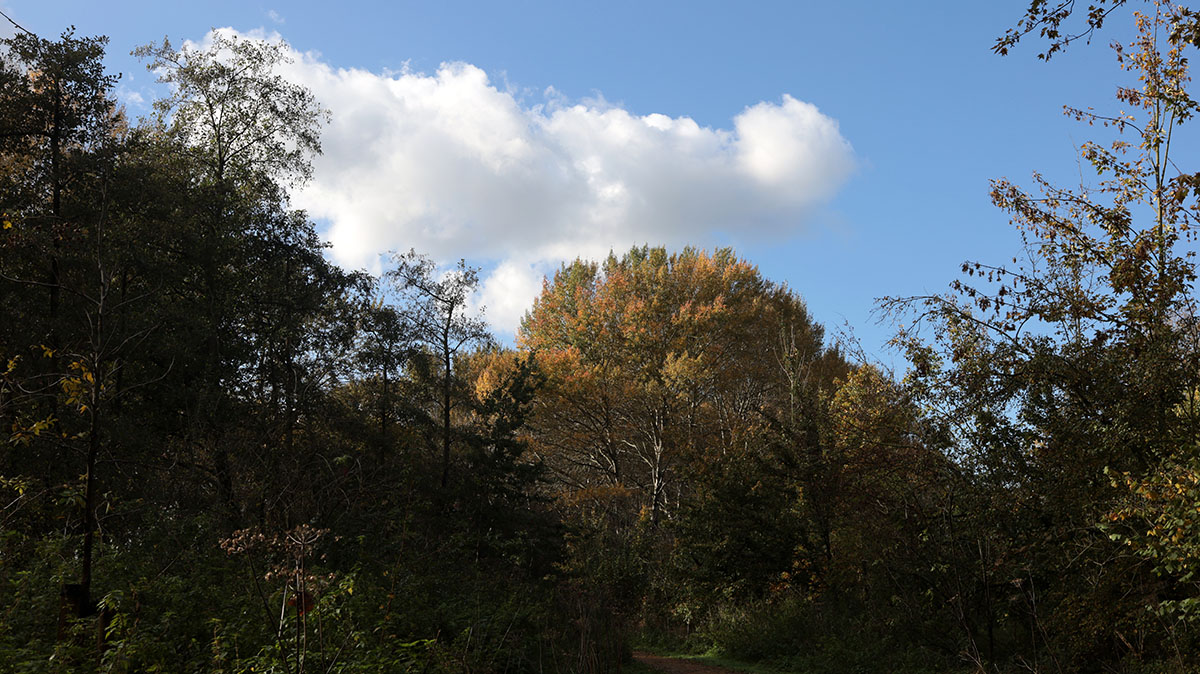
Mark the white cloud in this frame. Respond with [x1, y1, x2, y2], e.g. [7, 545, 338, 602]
[116, 86, 146, 110]
[267, 9, 285, 24]
[475, 260, 552, 336]
[207, 30, 856, 336]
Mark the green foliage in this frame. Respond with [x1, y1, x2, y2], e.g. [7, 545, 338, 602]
[8, 4, 1200, 673]
[642, 596, 959, 674]
[0, 25, 611, 674]
[1106, 454, 1200, 622]
[878, 2, 1200, 669]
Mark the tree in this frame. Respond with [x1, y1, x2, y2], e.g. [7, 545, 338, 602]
[995, 0, 1131, 59]
[353, 294, 413, 464]
[0, 25, 605, 674]
[127, 31, 338, 529]
[387, 251, 492, 489]
[888, 1, 1200, 665]
[0, 28, 117, 328]
[134, 31, 327, 186]
[520, 246, 827, 526]
[0, 28, 140, 624]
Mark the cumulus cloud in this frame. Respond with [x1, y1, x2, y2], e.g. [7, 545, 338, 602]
[209, 30, 856, 335]
[116, 86, 148, 112]
[475, 260, 550, 335]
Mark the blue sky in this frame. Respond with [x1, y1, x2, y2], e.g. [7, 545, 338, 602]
[1, 1, 1141, 362]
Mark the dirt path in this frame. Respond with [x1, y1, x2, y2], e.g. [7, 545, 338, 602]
[632, 652, 741, 674]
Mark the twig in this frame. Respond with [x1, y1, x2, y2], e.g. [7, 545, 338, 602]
[0, 9, 35, 36]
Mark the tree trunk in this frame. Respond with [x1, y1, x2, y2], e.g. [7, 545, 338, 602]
[79, 387, 100, 617]
[441, 320, 452, 489]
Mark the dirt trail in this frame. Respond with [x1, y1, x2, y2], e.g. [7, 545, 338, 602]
[632, 652, 741, 673]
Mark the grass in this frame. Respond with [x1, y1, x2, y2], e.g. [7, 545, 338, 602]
[673, 653, 792, 673]
[632, 647, 797, 673]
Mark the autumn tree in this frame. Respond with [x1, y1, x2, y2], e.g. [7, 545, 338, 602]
[887, 1, 1200, 665]
[520, 246, 823, 525]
